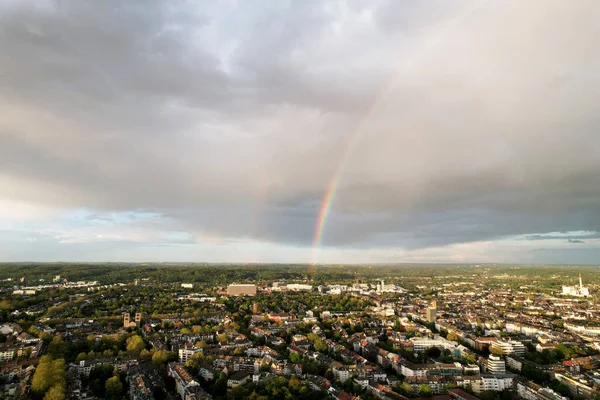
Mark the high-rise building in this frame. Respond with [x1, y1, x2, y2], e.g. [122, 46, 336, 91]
[426, 300, 437, 323]
[487, 354, 506, 374]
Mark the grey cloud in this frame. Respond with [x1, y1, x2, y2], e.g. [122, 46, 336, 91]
[568, 239, 586, 244]
[1, 0, 600, 254]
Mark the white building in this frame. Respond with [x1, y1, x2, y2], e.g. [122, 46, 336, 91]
[332, 365, 353, 382]
[481, 375, 514, 392]
[0, 348, 14, 362]
[562, 274, 590, 297]
[178, 343, 203, 363]
[286, 284, 313, 291]
[490, 340, 526, 356]
[411, 336, 456, 352]
[487, 355, 506, 374]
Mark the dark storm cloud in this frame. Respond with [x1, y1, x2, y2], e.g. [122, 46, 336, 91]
[1, 0, 600, 258]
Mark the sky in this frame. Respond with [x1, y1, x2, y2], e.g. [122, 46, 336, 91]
[1, 0, 600, 264]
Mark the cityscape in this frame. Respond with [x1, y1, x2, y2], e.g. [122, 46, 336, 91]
[2, 0, 600, 400]
[0, 264, 599, 400]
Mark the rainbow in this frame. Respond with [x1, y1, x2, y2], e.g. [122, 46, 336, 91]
[310, 1, 487, 265]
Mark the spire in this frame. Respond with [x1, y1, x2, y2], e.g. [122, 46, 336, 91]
[579, 273, 583, 290]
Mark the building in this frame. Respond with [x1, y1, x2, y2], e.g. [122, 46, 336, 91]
[426, 300, 437, 323]
[553, 373, 595, 398]
[181, 283, 193, 289]
[227, 371, 251, 388]
[226, 284, 257, 296]
[167, 363, 209, 400]
[490, 339, 526, 356]
[401, 362, 462, 377]
[332, 365, 354, 382]
[285, 284, 313, 291]
[0, 347, 14, 362]
[506, 355, 524, 372]
[480, 375, 514, 392]
[449, 388, 480, 400]
[128, 372, 155, 400]
[124, 312, 142, 329]
[562, 274, 590, 297]
[516, 380, 569, 400]
[178, 343, 203, 363]
[411, 337, 455, 352]
[487, 355, 506, 374]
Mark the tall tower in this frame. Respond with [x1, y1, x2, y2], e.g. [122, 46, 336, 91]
[123, 313, 130, 328]
[134, 312, 142, 328]
[427, 300, 437, 323]
[253, 303, 259, 314]
[579, 274, 583, 291]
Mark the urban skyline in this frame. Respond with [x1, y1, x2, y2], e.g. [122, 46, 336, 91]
[1, 0, 600, 264]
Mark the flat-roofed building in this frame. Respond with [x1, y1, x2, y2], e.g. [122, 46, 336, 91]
[487, 355, 506, 374]
[227, 284, 257, 296]
[490, 339, 526, 356]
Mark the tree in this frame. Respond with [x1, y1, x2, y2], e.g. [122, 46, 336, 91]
[105, 376, 123, 398]
[76, 352, 87, 361]
[393, 382, 414, 396]
[426, 346, 441, 358]
[447, 332, 459, 342]
[140, 349, 152, 359]
[289, 353, 301, 363]
[288, 376, 302, 391]
[419, 384, 433, 397]
[152, 350, 169, 367]
[463, 352, 477, 364]
[217, 334, 229, 344]
[490, 347, 504, 357]
[315, 339, 328, 353]
[47, 336, 67, 359]
[126, 335, 145, 353]
[479, 391, 501, 400]
[43, 385, 65, 400]
[307, 333, 320, 342]
[185, 359, 199, 375]
[31, 356, 66, 398]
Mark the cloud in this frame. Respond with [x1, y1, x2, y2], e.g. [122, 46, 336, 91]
[568, 239, 585, 244]
[1, 0, 600, 262]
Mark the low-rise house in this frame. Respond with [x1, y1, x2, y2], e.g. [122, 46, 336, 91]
[227, 371, 250, 388]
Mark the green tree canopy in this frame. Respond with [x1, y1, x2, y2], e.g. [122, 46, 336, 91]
[105, 376, 123, 398]
[126, 335, 145, 353]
